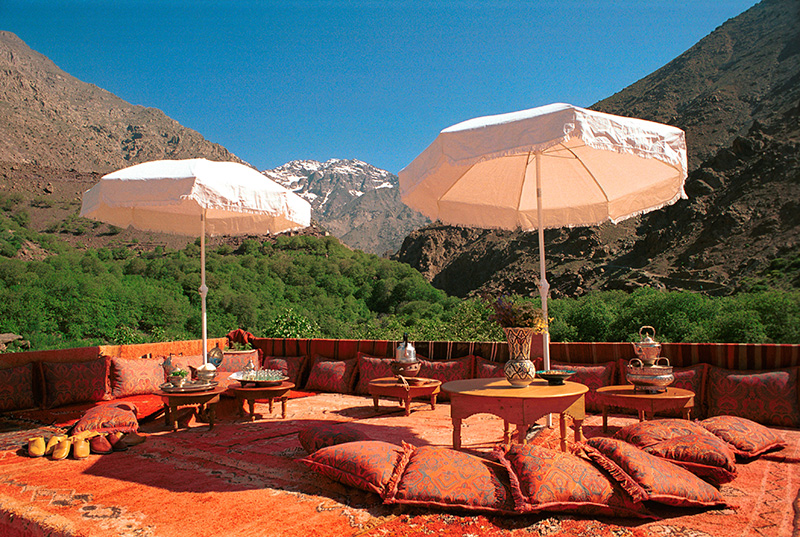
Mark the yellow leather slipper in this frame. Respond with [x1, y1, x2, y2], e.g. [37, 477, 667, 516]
[27, 437, 46, 457]
[72, 435, 90, 459]
[51, 437, 72, 460]
[45, 435, 67, 456]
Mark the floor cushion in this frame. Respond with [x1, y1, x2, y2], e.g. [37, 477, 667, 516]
[42, 357, 108, 408]
[385, 444, 516, 514]
[583, 437, 731, 509]
[298, 422, 371, 454]
[700, 415, 787, 459]
[552, 361, 616, 413]
[706, 366, 799, 427]
[494, 443, 650, 518]
[71, 401, 139, 435]
[304, 355, 357, 393]
[262, 355, 308, 386]
[614, 419, 737, 485]
[0, 362, 37, 412]
[110, 357, 165, 398]
[300, 440, 403, 495]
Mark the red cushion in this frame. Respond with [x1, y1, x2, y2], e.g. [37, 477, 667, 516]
[110, 357, 165, 398]
[614, 418, 716, 448]
[641, 435, 737, 485]
[305, 355, 357, 393]
[551, 361, 616, 413]
[706, 366, 799, 427]
[418, 356, 474, 401]
[300, 440, 403, 495]
[584, 437, 730, 508]
[217, 350, 259, 372]
[42, 357, 108, 408]
[700, 415, 787, 459]
[71, 401, 139, 435]
[168, 354, 205, 375]
[494, 444, 650, 518]
[262, 355, 307, 386]
[353, 353, 394, 395]
[385, 444, 516, 513]
[0, 363, 36, 411]
[474, 356, 505, 379]
[298, 422, 370, 454]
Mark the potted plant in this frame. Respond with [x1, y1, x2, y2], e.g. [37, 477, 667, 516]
[487, 296, 547, 387]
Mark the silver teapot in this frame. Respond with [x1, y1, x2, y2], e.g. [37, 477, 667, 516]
[632, 326, 661, 366]
[391, 333, 420, 378]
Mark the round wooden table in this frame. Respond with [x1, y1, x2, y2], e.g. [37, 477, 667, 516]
[155, 385, 227, 431]
[442, 378, 588, 452]
[226, 381, 295, 421]
[596, 385, 695, 432]
[368, 377, 441, 416]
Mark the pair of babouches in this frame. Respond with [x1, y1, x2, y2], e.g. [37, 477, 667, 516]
[27, 431, 141, 460]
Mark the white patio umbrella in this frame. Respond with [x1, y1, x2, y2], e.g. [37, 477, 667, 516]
[399, 102, 688, 373]
[81, 158, 312, 364]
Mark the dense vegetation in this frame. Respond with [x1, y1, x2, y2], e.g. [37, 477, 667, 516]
[0, 196, 798, 350]
[0, 221, 798, 351]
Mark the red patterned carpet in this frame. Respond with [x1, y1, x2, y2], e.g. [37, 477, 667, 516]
[0, 393, 797, 537]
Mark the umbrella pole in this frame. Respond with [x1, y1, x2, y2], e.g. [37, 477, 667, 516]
[535, 152, 552, 428]
[200, 211, 209, 365]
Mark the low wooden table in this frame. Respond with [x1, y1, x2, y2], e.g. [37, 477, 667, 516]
[442, 378, 588, 453]
[596, 385, 695, 432]
[368, 377, 441, 416]
[156, 385, 227, 431]
[227, 381, 295, 421]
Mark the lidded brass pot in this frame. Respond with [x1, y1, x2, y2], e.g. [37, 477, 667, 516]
[627, 326, 674, 393]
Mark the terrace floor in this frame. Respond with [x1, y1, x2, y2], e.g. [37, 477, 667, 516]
[0, 392, 797, 537]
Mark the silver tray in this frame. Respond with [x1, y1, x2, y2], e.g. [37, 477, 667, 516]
[159, 380, 219, 393]
[229, 371, 288, 387]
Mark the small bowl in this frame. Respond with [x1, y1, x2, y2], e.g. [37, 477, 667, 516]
[536, 370, 576, 386]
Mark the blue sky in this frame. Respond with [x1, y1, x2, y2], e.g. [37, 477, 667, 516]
[2, 0, 758, 174]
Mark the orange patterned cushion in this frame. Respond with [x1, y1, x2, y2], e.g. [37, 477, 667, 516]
[0, 363, 36, 411]
[552, 361, 615, 413]
[42, 358, 108, 408]
[494, 444, 650, 518]
[706, 366, 799, 427]
[110, 357, 165, 398]
[262, 355, 307, 386]
[353, 353, 394, 395]
[305, 355, 357, 393]
[298, 422, 370, 454]
[300, 440, 403, 495]
[385, 444, 516, 513]
[217, 350, 259, 372]
[700, 415, 787, 459]
[71, 402, 139, 435]
[614, 418, 716, 447]
[474, 356, 505, 379]
[584, 437, 730, 508]
[418, 356, 474, 400]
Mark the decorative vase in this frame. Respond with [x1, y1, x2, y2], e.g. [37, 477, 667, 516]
[503, 327, 537, 387]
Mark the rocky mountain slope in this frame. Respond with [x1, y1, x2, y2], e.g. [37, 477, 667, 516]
[395, 0, 800, 297]
[0, 31, 241, 174]
[263, 159, 428, 255]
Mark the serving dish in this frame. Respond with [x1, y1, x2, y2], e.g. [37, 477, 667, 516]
[159, 380, 219, 393]
[536, 370, 576, 386]
[229, 371, 289, 387]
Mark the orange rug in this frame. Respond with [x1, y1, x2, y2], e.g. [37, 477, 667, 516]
[0, 392, 797, 537]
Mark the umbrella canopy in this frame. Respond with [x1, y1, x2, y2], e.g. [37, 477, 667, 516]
[399, 103, 688, 372]
[81, 158, 312, 363]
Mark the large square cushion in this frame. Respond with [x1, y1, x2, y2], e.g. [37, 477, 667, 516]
[42, 357, 108, 408]
[706, 366, 799, 427]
